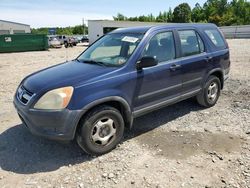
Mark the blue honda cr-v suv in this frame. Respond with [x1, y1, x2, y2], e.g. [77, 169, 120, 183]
[14, 24, 230, 155]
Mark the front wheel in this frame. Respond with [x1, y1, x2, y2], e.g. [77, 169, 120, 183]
[76, 106, 124, 155]
[196, 75, 221, 107]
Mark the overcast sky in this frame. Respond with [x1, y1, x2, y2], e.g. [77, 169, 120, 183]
[0, 0, 207, 28]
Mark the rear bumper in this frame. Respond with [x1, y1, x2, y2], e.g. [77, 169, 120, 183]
[13, 97, 82, 141]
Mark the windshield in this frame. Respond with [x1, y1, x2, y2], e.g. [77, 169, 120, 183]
[77, 33, 144, 67]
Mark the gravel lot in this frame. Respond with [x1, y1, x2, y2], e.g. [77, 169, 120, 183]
[0, 40, 249, 188]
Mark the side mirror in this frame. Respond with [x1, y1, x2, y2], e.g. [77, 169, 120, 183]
[137, 56, 158, 70]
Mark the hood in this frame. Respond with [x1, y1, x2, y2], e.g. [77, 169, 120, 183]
[23, 60, 116, 93]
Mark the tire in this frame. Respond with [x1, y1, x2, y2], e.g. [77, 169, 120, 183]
[76, 105, 124, 155]
[196, 75, 221, 107]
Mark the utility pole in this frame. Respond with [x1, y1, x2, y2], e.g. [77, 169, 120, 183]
[82, 18, 85, 35]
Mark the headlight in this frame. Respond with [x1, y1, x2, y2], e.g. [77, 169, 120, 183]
[34, 86, 74, 110]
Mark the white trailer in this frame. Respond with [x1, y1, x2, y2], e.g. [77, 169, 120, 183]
[88, 20, 165, 44]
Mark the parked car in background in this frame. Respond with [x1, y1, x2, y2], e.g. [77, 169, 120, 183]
[81, 35, 89, 43]
[71, 37, 78, 46]
[64, 37, 78, 48]
[14, 24, 230, 155]
[48, 37, 62, 48]
[56, 35, 67, 45]
[74, 36, 83, 43]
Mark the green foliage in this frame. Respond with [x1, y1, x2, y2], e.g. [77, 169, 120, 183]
[192, 3, 206, 23]
[31, 25, 88, 35]
[31, 28, 48, 35]
[173, 3, 192, 23]
[166, 8, 174, 22]
[113, 0, 250, 26]
[230, 0, 250, 25]
[113, 13, 127, 21]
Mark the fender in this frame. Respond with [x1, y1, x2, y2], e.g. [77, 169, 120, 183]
[74, 96, 133, 135]
[204, 68, 224, 89]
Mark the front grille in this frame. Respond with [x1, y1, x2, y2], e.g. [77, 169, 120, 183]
[17, 86, 34, 105]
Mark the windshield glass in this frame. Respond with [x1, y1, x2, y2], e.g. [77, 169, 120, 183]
[77, 33, 144, 67]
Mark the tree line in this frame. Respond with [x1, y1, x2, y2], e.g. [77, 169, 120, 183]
[31, 25, 88, 35]
[32, 0, 250, 35]
[113, 0, 250, 26]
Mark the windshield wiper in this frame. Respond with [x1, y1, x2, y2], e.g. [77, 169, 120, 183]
[81, 59, 107, 67]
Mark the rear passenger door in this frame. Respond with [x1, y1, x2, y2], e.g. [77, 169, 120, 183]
[176, 29, 208, 96]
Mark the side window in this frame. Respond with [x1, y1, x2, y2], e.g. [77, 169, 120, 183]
[204, 29, 226, 48]
[142, 31, 176, 63]
[178, 30, 203, 57]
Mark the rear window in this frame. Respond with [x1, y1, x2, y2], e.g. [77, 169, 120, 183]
[204, 29, 226, 48]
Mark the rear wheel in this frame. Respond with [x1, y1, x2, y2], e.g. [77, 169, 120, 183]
[76, 106, 124, 155]
[196, 75, 221, 107]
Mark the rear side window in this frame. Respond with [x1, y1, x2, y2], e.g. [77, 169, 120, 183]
[204, 29, 226, 48]
[178, 30, 204, 57]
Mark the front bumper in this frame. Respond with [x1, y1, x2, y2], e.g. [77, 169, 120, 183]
[13, 96, 82, 141]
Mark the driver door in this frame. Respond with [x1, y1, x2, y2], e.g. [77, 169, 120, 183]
[133, 30, 183, 115]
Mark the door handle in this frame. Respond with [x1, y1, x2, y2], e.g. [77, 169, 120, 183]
[170, 64, 181, 71]
[205, 56, 213, 62]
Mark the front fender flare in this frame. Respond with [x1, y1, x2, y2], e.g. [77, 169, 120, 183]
[73, 96, 133, 137]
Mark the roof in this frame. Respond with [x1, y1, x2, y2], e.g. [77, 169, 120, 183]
[111, 26, 154, 34]
[88, 20, 164, 25]
[0, 19, 30, 27]
[111, 23, 217, 34]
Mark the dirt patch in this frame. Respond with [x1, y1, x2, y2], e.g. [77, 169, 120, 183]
[136, 130, 242, 159]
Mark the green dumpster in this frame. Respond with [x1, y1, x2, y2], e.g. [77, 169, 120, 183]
[0, 34, 48, 53]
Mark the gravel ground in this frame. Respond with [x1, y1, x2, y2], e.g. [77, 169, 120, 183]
[0, 40, 249, 188]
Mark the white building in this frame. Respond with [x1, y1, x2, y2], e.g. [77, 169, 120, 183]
[0, 20, 31, 35]
[88, 20, 166, 44]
